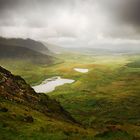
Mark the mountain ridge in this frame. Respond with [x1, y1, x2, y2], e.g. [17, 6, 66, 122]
[0, 37, 55, 65]
[0, 37, 51, 55]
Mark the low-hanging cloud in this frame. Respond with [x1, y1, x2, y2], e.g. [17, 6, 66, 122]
[0, 0, 140, 47]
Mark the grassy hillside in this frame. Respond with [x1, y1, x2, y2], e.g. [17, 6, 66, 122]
[0, 52, 140, 139]
[0, 59, 50, 85]
[0, 66, 96, 140]
[46, 54, 140, 139]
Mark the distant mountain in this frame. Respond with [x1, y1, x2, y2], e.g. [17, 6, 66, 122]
[43, 42, 69, 54]
[0, 37, 55, 64]
[0, 44, 54, 64]
[71, 44, 140, 55]
[0, 37, 51, 55]
[44, 42, 140, 55]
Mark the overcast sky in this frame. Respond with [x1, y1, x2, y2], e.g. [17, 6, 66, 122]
[0, 0, 140, 48]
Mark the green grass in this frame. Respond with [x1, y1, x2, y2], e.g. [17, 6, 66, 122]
[94, 130, 133, 140]
[0, 99, 96, 140]
[47, 54, 140, 139]
[0, 59, 50, 85]
[0, 53, 140, 139]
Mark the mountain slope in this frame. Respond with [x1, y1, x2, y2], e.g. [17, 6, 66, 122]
[0, 43, 54, 64]
[0, 66, 96, 139]
[0, 66, 76, 123]
[0, 37, 51, 55]
[0, 37, 58, 84]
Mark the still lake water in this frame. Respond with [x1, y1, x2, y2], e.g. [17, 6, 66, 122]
[74, 68, 89, 73]
[33, 76, 74, 93]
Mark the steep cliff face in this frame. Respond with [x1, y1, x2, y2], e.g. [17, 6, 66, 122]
[0, 66, 76, 123]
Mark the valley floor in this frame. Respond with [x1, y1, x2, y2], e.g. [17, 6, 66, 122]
[0, 53, 140, 139]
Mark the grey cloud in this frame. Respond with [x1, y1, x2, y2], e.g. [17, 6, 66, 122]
[114, 0, 140, 27]
[0, 0, 140, 47]
[95, 0, 140, 39]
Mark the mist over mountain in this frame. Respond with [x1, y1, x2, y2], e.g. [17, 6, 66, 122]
[69, 44, 140, 55]
[45, 41, 140, 55]
[0, 37, 54, 64]
[0, 37, 51, 55]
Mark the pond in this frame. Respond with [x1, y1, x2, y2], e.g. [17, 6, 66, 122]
[32, 76, 75, 93]
[74, 68, 89, 73]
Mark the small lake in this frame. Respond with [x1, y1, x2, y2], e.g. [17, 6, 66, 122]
[74, 68, 89, 73]
[32, 76, 75, 93]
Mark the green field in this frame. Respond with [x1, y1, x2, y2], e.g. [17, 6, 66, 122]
[0, 53, 140, 139]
